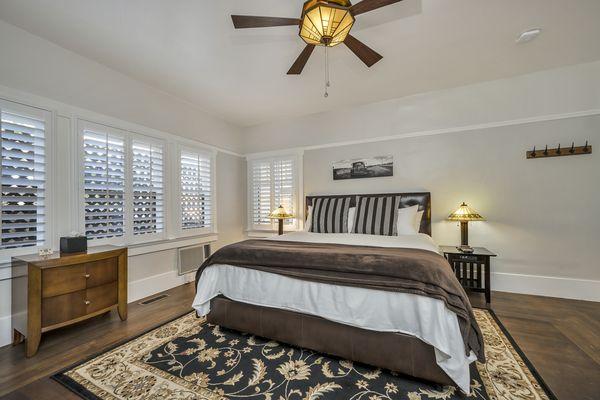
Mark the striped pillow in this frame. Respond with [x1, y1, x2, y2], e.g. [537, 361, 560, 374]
[309, 197, 352, 233]
[353, 195, 401, 236]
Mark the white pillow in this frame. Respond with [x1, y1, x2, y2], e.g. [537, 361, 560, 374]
[396, 205, 419, 235]
[414, 210, 424, 233]
[304, 206, 312, 231]
[348, 207, 356, 233]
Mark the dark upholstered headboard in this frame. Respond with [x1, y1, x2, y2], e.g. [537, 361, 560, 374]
[305, 192, 432, 236]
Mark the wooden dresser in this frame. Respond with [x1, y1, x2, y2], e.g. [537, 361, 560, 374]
[11, 246, 127, 357]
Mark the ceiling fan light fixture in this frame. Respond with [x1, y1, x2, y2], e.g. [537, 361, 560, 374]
[299, 0, 355, 47]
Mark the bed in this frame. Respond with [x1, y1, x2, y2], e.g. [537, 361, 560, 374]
[193, 193, 483, 393]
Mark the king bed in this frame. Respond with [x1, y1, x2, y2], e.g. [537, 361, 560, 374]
[193, 192, 484, 394]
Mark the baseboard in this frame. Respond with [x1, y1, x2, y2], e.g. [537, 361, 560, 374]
[128, 270, 196, 303]
[492, 272, 600, 302]
[0, 315, 11, 348]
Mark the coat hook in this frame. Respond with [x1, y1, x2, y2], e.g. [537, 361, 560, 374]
[583, 140, 589, 152]
[543, 145, 548, 156]
[569, 142, 575, 154]
[556, 143, 561, 155]
[531, 146, 536, 157]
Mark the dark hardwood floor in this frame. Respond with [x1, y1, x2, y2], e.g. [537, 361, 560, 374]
[0, 284, 598, 400]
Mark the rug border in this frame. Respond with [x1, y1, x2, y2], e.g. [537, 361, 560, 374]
[484, 308, 558, 400]
[50, 310, 195, 400]
[51, 307, 559, 400]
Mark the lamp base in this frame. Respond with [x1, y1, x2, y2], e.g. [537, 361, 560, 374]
[460, 221, 469, 246]
[278, 219, 284, 236]
[457, 245, 474, 253]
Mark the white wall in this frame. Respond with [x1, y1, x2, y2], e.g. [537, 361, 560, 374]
[303, 117, 599, 297]
[0, 19, 243, 153]
[244, 62, 600, 301]
[243, 61, 600, 153]
[0, 21, 246, 347]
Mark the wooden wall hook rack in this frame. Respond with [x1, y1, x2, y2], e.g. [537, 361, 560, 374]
[527, 141, 592, 159]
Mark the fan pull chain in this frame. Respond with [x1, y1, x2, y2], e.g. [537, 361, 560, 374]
[324, 46, 330, 98]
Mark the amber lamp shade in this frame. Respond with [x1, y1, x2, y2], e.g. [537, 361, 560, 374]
[299, 0, 355, 47]
[269, 205, 295, 235]
[448, 203, 485, 246]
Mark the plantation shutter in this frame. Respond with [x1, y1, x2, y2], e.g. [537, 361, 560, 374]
[0, 108, 46, 249]
[180, 150, 212, 230]
[250, 159, 271, 226]
[83, 129, 125, 240]
[249, 156, 297, 229]
[273, 158, 295, 226]
[132, 140, 164, 235]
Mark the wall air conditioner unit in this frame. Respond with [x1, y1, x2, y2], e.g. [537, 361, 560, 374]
[177, 244, 209, 276]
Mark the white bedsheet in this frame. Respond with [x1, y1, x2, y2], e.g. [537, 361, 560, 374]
[193, 231, 476, 393]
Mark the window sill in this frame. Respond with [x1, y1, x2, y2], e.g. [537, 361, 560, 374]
[246, 229, 300, 238]
[92, 234, 219, 257]
[246, 231, 278, 238]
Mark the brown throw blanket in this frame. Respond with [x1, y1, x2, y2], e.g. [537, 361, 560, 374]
[197, 239, 484, 362]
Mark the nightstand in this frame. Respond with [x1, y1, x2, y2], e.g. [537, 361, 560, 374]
[440, 246, 497, 304]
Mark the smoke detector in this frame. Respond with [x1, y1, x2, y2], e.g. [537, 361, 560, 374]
[516, 28, 542, 44]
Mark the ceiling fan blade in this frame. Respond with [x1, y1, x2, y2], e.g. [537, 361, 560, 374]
[287, 44, 316, 75]
[344, 34, 383, 67]
[350, 0, 403, 16]
[231, 15, 301, 29]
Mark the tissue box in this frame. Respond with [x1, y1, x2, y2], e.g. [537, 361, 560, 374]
[59, 236, 88, 253]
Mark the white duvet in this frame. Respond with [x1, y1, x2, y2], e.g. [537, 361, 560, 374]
[193, 231, 476, 393]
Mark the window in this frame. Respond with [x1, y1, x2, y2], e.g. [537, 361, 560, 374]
[180, 149, 213, 232]
[82, 126, 125, 240]
[248, 155, 299, 231]
[0, 103, 49, 249]
[132, 140, 164, 236]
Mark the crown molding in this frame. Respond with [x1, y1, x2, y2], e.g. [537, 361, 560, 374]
[244, 109, 600, 156]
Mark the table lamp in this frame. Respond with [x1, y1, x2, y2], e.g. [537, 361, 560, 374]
[448, 202, 485, 252]
[269, 205, 294, 235]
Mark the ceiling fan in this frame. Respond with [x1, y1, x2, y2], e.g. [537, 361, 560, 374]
[231, 0, 404, 75]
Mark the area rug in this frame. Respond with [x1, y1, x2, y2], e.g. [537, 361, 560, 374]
[52, 309, 556, 400]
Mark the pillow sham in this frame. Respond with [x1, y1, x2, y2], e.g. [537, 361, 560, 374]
[304, 206, 313, 231]
[348, 207, 356, 233]
[353, 195, 402, 236]
[414, 210, 424, 233]
[309, 196, 352, 233]
[396, 205, 419, 235]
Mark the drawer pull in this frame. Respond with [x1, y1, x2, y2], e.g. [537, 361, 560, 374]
[85, 274, 91, 278]
[84, 300, 91, 305]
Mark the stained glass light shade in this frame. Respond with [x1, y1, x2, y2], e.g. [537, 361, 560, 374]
[448, 203, 485, 221]
[269, 205, 294, 220]
[299, 0, 355, 47]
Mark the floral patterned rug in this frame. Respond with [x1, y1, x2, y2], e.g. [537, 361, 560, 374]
[52, 309, 555, 400]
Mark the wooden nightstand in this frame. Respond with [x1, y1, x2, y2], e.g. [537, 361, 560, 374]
[11, 246, 128, 357]
[440, 246, 497, 305]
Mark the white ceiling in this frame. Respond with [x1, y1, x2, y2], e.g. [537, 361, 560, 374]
[1, 0, 599, 127]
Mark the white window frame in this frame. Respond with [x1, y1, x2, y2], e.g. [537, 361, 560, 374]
[174, 144, 217, 238]
[246, 151, 303, 233]
[0, 99, 54, 259]
[79, 120, 175, 246]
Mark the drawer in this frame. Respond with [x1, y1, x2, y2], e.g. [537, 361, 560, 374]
[86, 282, 118, 314]
[85, 258, 118, 288]
[450, 254, 482, 263]
[42, 290, 86, 327]
[42, 265, 86, 298]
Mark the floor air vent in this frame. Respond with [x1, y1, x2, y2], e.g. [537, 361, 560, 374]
[139, 294, 169, 305]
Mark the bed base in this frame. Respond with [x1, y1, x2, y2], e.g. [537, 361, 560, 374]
[206, 296, 454, 386]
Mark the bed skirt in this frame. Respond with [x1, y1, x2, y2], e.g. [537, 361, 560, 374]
[205, 296, 454, 386]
